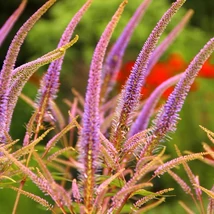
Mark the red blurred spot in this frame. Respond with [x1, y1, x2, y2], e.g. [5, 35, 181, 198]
[29, 73, 41, 86]
[168, 53, 186, 72]
[199, 60, 214, 78]
[116, 53, 214, 100]
[204, 147, 214, 161]
[116, 61, 133, 85]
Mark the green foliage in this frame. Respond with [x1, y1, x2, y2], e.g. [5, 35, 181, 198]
[26, 0, 208, 64]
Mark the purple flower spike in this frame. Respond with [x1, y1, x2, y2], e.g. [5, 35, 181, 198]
[141, 37, 214, 157]
[79, 1, 127, 212]
[36, 0, 92, 114]
[127, 9, 193, 137]
[5, 36, 78, 131]
[0, 0, 27, 47]
[156, 37, 214, 136]
[0, 0, 56, 142]
[0, 0, 56, 96]
[124, 9, 193, 138]
[129, 73, 183, 136]
[111, 0, 186, 150]
[100, 0, 152, 102]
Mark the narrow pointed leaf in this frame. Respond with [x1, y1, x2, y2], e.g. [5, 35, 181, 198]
[134, 188, 174, 208]
[96, 168, 125, 195]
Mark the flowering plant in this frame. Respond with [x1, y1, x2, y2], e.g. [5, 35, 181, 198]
[0, 0, 213, 213]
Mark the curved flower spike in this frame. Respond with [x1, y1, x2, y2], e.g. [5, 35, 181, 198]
[5, 36, 78, 132]
[141, 37, 214, 157]
[154, 153, 205, 177]
[0, 0, 27, 47]
[11, 35, 79, 82]
[0, 0, 57, 142]
[129, 73, 183, 136]
[36, 0, 92, 128]
[100, 0, 152, 102]
[111, 0, 186, 150]
[79, 1, 127, 213]
[0, 0, 56, 95]
[155, 37, 214, 137]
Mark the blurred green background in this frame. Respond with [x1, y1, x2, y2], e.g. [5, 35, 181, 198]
[0, 0, 214, 213]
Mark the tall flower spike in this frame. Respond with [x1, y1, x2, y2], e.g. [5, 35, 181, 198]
[0, 0, 56, 95]
[5, 36, 78, 131]
[100, 0, 152, 102]
[0, 0, 57, 142]
[0, 0, 27, 47]
[36, 0, 92, 129]
[79, 1, 127, 213]
[111, 0, 186, 150]
[129, 73, 183, 136]
[141, 37, 214, 157]
[129, 9, 194, 136]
